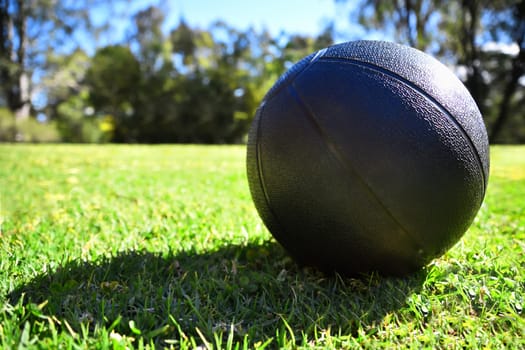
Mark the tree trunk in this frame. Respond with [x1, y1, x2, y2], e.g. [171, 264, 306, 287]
[0, 0, 13, 109]
[14, 0, 29, 119]
[490, 1, 525, 143]
[461, 0, 485, 115]
[15, 71, 30, 119]
[0, 0, 30, 119]
[489, 49, 524, 143]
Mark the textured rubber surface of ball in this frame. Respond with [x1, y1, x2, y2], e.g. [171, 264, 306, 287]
[246, 40, 489, 276]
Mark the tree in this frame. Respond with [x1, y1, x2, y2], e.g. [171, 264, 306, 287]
[349, 0, 442, 51]
[0, 0, 30, 118]
[85, 45, 141, 142]
[0, 0, 127, 119]
[131, 5, 168, 75]
[42, 49, 90, 116]
[438, 1, 486, 114]
[341, 0, 525, 143]
[485, 0, 525, 143]
[438, 0, 525, 142]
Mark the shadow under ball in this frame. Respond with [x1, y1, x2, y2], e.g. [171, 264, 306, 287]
[246, 40, 489, 276]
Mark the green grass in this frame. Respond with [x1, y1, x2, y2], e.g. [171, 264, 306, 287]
[0, 144, 523, 349]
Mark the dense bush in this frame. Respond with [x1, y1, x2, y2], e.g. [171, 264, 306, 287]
[0, 108, 60, 143]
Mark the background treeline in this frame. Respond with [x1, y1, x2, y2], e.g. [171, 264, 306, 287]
[0, 0, 524, 144]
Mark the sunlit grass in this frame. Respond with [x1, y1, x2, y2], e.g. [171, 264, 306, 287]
[0, 144, 523, 349]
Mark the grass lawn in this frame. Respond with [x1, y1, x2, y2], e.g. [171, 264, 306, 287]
[0, 144, 523, 349]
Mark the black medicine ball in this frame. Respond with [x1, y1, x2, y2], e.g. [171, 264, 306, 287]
[246, 40, 489, 276]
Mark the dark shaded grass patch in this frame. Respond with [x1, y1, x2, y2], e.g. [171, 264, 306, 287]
[8, 241, 425, 347]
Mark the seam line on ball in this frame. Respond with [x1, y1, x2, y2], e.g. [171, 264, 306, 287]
[320, 57, 487, 199]
[287, 83, 425, 253]
[263, 53, 317, 104]
[254, 103, 287, 236]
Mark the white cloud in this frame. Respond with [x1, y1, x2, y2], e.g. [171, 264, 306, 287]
[481, 42, 519, 56]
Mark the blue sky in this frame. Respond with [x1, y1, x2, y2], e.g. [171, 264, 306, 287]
[93, 0, 371, 49]
[165, 0, 339, 36]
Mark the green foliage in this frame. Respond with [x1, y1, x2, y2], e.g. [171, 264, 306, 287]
[85, 46, 141, 117]
[171, 20, 198, 65]
[0, 0, 127, 118]
[13, 118, 61, 143]
[55, 91, 112, 143]
[43, 49, 91, 108]
[0, 108, 17, 141]
[353, 0, 440, 50]
[0, 108, 60, 142]
[72, 12, 334, 144]
[37, 49, 112, 143]
[0, 144, 523, 348]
